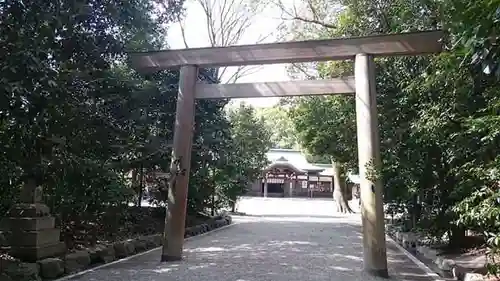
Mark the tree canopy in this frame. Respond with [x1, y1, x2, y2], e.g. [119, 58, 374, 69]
[0, 0, 272, 240]
[2, 0, 500, 274]
[278, 0, 500, 273]
[223, 103, 272, 210]
[254, 105, 300, 149]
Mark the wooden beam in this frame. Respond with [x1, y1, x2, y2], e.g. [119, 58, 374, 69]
[195, 78, 355, 99]
[130, 30, 443, 72]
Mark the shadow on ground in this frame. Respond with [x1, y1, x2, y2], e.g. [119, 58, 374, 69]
[238, 213, 350, 218]
[66, 217, 442, 281]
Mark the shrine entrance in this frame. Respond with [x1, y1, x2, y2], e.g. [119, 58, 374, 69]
[263, 167, 297, 197]
[262, 159, 302, 197]
[129, 30, 444, 278]
[259, 158, 332, 198]
[262, 182, 283, 195]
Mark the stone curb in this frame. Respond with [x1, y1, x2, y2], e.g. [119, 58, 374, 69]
[0, 214, 233, 281]
[385, 224, 487, 281]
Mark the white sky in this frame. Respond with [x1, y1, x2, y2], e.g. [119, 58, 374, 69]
[166, 0, 292, 107]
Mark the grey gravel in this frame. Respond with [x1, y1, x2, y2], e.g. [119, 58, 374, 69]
[64, 198, 437, 281]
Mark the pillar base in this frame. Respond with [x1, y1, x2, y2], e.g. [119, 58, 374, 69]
[364, 268, 389, 278]
[160, 254, 183, 262]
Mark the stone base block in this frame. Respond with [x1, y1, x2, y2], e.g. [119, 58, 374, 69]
[6, 217, 55, 231]
[8, 228, 61, 247]
[113, 241, 135, 259]
[38, 257, 64, 279]
[11, 241, 66, 262]
[463, 273, 485, 281]
[1, 261, 40, 281]
[435, 257, 456, 271]
[89, 245, 115, 264]
[64, 250, 91, 274]
[7, 204, 51, 218]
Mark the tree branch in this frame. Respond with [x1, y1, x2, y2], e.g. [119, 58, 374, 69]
[288, 62, 317, 80]
[193, 0, 271, 83]
[176, 13, 190, 48]
[289, 15, 336, 29]
[273, 0, 338, 30]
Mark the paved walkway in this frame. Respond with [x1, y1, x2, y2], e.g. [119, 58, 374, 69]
[63, 198, 443, 281]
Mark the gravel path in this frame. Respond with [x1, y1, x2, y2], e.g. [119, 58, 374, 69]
[63, 198, 439, 281]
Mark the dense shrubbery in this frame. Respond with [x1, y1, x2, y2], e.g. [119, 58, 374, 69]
[278, 0, 500, 275]
[0, 0, 271, 247]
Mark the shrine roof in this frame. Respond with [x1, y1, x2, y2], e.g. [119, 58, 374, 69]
[264, 149, 360, 183]
[265, 149, 324, 173]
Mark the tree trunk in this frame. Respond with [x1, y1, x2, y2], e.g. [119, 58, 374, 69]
[449, 225, 466, 248]
[131, 168, 139, 205]
[137, 164, 144, 207]
[230, 197, 238, 213]
[409, 194, 422, 230]
[332, 161, 353, 213]
[211, 186, 215, 216]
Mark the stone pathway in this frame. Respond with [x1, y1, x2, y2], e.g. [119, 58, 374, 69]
[62, 214, 442, 281]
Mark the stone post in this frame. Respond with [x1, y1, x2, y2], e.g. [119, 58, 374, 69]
[355, 53, 388, 278]
[3, 179, 65, 262]
[263, 176, 268, 198]
[292, 174, 298, 197]
[283, 177, 289, 197]
[307, 173, 311, 197]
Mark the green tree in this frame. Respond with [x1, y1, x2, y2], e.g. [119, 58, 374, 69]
[443, 0, 500, 77]
[224, 103, 272, 211]
[0, 3, 203, 249]
[0, 0, 259, 244]
[0, 0, 175, 210]
[289, 95, 356, 213]
[278, 0, 500, 273]
[255, 105, 300, 149]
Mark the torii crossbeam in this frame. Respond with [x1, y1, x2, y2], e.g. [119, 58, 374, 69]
[128, 30, 443, 278]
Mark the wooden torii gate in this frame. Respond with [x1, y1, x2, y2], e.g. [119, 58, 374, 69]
[129, 30, 443, 278]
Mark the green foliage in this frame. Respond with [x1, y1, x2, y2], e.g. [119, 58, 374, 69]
[222, 103, 273, 209]
[305, 153, 331, 164]
[443, 0, 500, 76]
[254, 106, 300, 149]
[281, 0, 500, 273]
[187, 94, 235, 214]
[0, 0, 268, 242]
[0, 0, 175, 213]
[365, 158, 381, 184]
[288, 95, 357, 170]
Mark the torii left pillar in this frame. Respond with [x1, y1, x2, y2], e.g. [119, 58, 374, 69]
[161, 65, 197, 261]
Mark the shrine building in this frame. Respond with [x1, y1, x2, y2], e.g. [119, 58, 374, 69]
[247, 149, 360, 198]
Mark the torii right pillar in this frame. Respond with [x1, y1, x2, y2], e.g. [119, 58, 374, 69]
[354, 53, 389, 278]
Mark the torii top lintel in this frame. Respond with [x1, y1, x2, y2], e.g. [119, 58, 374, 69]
[129, 30, 443, 73]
